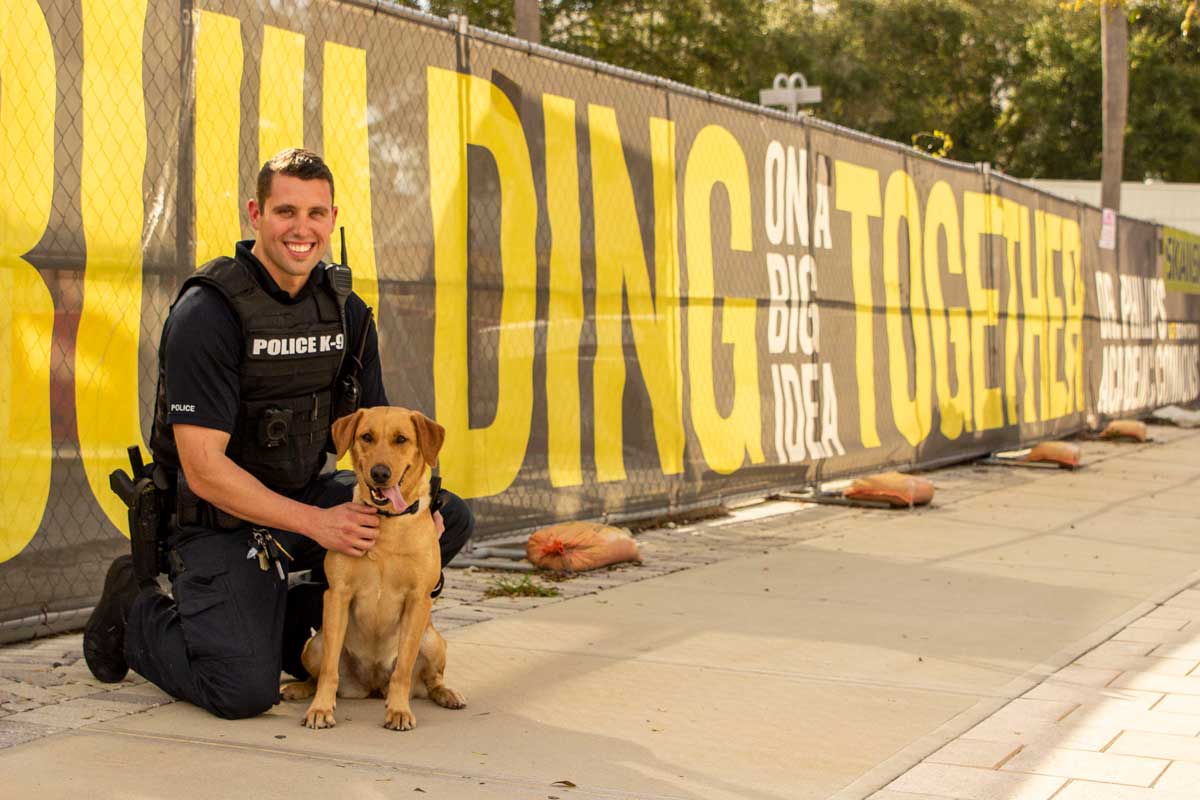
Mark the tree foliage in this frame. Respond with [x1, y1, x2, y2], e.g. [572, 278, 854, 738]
[410, 0, 1200, 181]
[420, 0, 795, 100]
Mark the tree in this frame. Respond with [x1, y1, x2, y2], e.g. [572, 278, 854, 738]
[778, 0, 1037, 166]
[999, 0, 1200, 183]
[421, 0, 796, 101]
[996, 8, 1104, 179]
[1124, 2, 1200, 182]
[408, 0, 1200, 182]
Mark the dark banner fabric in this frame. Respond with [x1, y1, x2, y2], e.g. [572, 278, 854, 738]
[3, 0, 1199, 634]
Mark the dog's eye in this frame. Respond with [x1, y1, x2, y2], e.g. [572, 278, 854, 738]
[361, 432, 374, 444]
[394, 434, 407, 445]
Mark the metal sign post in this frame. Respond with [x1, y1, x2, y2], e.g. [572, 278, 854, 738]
[759, 72, 822, 116]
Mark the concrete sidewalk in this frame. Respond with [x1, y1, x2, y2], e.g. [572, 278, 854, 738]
[1, 427, 1199, 799]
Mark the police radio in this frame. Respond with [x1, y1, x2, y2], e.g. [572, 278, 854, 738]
[325, 225, 353, 299]
[330, 226, 372, 421]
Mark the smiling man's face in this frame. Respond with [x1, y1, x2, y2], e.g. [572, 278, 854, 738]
[248, 173, 337, 297]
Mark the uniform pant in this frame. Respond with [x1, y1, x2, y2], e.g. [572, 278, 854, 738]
[123, 471, 473, 720]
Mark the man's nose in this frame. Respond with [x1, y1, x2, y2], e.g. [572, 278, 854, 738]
[370, 464, 391, 485]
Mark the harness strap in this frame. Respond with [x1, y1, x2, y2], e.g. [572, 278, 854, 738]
[429, 465, 443, 514]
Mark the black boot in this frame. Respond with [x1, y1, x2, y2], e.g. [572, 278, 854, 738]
[83, 555, 140, 683]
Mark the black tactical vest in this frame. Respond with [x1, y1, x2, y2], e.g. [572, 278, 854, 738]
[150, 256, 348, 491]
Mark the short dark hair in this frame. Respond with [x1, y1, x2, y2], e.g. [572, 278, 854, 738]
[256, 148, 335, 207]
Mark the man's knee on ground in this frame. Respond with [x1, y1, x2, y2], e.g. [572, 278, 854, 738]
[198, 663, 282, 720]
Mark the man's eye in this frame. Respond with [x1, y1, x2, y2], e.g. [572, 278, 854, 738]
[394, 434, 407, 445]
[361, 432, 374, 443]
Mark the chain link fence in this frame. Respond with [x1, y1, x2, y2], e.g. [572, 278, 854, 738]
[2, 0, 1198, 642]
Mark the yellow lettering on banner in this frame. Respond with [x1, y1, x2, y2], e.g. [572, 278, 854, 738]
[833, 160, 882, 448]
[962, 191, 1003, 430]
[76, 0, 151, 536]
[323, 42, 378, 314]
[1001, 198, 1028, 425]
[193, 10, 242, 266]
[427, 67, 535, 498]
[543, 94, 583, 487]
[882, 170, 932, 447]
[0, 0, 55, 562]
[588, 105, 683, 481]
[1042, 212, 1068, 418]
[259, 25, 304, 162]
[923, 181, 971, 438]
[684, 125, 762, 474]
[1061, 218, 1085, 412]
[1022, 211, 1051, 422]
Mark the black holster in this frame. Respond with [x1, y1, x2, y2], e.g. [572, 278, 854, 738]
[109, 446, 169, 585]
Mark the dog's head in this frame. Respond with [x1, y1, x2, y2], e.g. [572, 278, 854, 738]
[331, 407, 445, 513]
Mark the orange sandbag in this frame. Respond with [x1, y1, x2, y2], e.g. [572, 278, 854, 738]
[843, 472, 935, 507]
[1023, 441, 1081, 467]
[526, 522, 641, 572]
[1100, 419, 1147, 442]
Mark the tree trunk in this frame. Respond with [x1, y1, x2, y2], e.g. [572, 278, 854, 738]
[514, 0, 541, 44]
[1100, 1, 1128, 211]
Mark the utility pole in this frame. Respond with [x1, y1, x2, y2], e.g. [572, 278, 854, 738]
[1101, 1, 1128, 212]
[514, 0, 540, 44]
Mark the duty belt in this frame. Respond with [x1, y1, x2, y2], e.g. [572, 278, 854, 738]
[174, 471, 246, 531]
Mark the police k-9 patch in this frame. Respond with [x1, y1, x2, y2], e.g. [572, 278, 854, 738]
[248, 333, 345, 359]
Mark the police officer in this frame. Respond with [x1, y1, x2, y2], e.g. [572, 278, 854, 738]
[82, 148, 473, 719]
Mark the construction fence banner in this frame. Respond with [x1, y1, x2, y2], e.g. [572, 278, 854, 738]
[3, 0, 1200, 637]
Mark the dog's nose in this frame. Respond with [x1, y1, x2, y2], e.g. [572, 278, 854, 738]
[370, 464, 391, 485]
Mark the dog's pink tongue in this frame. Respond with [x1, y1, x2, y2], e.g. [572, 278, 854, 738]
[382, 485, 409, 510]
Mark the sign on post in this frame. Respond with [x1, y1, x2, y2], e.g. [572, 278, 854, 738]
[759, 73, 822, 116]
[1100, 208, 1117, 250]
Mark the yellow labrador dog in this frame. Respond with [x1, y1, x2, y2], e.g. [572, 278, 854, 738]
[281, 406, 466, 730]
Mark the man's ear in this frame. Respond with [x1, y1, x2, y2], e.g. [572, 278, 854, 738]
[331, 409, 364, 459]
[412, 412, 445, 468]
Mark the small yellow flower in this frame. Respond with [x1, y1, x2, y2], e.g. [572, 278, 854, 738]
[911, 130, 954, 159]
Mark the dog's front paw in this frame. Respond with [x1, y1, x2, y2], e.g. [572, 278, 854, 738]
[429, 686, 466, 709]
[383, 706, 416, 731]
[303, 702, 337, 729]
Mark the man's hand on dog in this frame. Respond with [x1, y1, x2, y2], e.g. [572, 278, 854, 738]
[310, 502, 380, 556]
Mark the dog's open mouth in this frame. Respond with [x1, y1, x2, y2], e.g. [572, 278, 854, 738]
[367, 467, 410, 509]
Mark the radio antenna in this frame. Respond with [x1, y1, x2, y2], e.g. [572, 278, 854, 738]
[339, 226, 348, 266]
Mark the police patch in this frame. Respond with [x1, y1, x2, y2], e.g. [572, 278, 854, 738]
[249, 333, 345, 358]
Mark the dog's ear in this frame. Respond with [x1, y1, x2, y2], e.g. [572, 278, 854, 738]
[412, 412, 445, 468]
[331, 409, 364, 459]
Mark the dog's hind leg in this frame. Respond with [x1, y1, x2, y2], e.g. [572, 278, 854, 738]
[303, 631, 371, 699]
[416, 624, 466, 709]
[281, 634, 322, 700]
[280, 679, 316, 701]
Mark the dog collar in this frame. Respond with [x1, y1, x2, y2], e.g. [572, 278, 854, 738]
[375, 498, 421, 518]
[368, 466, 441, 517]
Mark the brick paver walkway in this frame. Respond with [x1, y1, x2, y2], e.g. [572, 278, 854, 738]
[876, 549, 1200, 795]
